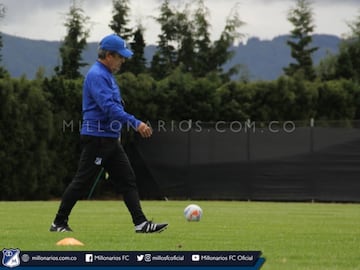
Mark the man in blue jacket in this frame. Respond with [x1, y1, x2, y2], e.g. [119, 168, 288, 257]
[50, 34, 168, 233]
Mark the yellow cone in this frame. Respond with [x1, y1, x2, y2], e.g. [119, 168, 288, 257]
[56, 237, 84, 246]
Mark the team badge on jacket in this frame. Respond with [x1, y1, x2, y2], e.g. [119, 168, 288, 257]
[2, 249, 20, 268]
[94, 157, 103, 165]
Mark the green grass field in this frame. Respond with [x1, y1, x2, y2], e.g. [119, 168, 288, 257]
[1, 200, 359, 270]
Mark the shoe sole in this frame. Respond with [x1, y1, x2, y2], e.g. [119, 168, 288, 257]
[136, 224, 168, 233]
[49, 227, 73, 232]
[157, 225, 168, 233]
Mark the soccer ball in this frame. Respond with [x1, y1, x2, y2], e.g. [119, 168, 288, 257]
[184, 204, 203, 221]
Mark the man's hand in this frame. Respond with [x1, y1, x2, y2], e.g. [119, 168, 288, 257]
[137, 122, 153, 138]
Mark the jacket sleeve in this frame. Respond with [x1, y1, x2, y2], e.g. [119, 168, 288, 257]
[88, 74, 141, 130]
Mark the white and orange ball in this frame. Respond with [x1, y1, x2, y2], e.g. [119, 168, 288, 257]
[184, 204, 203, 221]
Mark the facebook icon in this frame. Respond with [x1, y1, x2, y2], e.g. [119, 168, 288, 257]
[85, 254, 93, 263]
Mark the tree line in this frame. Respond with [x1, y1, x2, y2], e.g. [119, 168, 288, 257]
[0, 0, 360, 200]
[1, 73, 360, 200]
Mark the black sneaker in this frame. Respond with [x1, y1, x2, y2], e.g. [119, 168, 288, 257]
[136, 221, 168, 233]
[49, 223, 73, 232]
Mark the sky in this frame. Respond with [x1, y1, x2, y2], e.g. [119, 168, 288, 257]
[0, 0, 359, 45]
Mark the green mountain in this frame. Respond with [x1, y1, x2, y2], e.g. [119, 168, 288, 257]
[1, 33, 341, 80]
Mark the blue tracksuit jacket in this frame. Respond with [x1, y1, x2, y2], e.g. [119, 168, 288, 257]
[80, 61, 141, 138]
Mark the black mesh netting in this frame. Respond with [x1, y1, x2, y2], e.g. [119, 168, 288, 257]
[128, 121, 360, 202]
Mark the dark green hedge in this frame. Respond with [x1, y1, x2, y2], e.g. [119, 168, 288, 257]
[1, 73, 359, 200]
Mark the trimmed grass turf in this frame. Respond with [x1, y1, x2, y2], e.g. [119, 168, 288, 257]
[0, 200, 359, 270]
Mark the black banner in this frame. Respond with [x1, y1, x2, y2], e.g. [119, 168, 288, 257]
[1, 250, 265, 268]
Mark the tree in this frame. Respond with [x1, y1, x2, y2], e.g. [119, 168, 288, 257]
[151, 0, 244, 80]
[109, 0, 147, 74]
[0, 78, 56, 199]
[150, 0, 178, 79]
[334, 11, 360, 82]
[210, 4, 244, 81]
[316, 51, 337, 81]
[55, 0, 90, 79]
[174, 4, 195, 73]
[126, 25, 147, 75]
[109, 0, 132, 40]
[189, 0, 212, 77]
[284, 0, 318, 81]
[42, 77, 82, 194]
[151, 0, 212, 78]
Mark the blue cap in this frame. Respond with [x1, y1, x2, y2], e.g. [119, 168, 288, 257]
[99, 34, 133, 58]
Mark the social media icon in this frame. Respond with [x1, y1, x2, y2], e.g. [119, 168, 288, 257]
[192, 254, 200, 261]
[137, 255, 144, 261]
[85, 254, 93, 263]
[144, 254, 151, 262]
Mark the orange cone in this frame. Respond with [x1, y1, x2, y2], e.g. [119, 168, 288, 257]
[56, 237, 84, 246]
